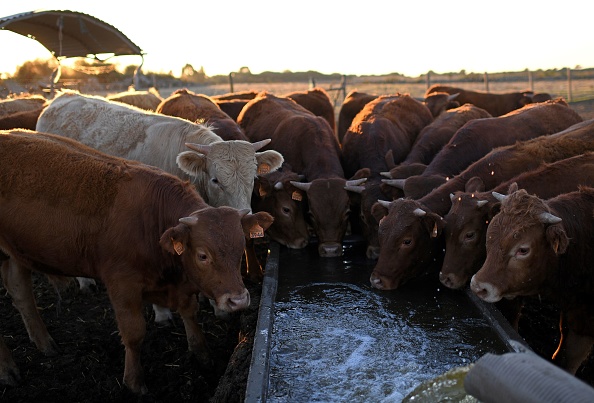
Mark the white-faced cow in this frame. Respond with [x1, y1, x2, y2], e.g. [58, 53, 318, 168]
[156, 89, 249, 141]
[238, 92, 365, 257]
[470, 186, 594, 375]
[0, 129, 273, 395]
[425, 84, 535, 116]
[441, 152, 594, 290]
[372, 118, 594, 291]
[391, 99, 583, 199]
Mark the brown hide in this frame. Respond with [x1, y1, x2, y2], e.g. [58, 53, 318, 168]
[0, 107, 44, 130]
[470, 187, 594, 372]
[401, 99, 583, 198]
[442, 152, 594, 289]
[285, 87, 336, 132]
[422, 91, 460, 117]
[211, 90, 259, 101]
[401, 103, 492, 166]
[342, 94, 434, 178]
[0, 95, 47, 118]
[372, 118, 594, 291]
[0, 129, 272, 394]
[214, 99, 249, 121]
[337, 90, 377, 144]
[106, 89, 163, 111]
[238, 93, 352, 257]
[252, 167, 309, 249]
[425, 84, 534, 116]
[156, 89, 248, 141]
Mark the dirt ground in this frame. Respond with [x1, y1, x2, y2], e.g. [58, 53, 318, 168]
[1, 100, 593, 402]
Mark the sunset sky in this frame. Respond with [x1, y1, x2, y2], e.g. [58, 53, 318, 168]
[1, 1, 593, 78]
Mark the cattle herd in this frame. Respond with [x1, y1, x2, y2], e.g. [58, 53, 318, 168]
[0, 84, 593, 396]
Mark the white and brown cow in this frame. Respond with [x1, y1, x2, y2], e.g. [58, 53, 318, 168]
[0, 129, 273, 394]
[470, 185, 594, 375]
[36, 90, 283, 322]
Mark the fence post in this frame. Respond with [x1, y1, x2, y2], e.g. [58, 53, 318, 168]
[229, 73, 234, 93]
[309, 77, 316, 89]
[528, 70, 533, 92]
[426, 72, 431, 89]
[567, 68, 572, 102]
[484, 72, 490, 92]
[341, 75, 347, 101]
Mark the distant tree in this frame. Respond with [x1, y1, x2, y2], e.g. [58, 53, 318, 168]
[13, 58, 56, 84]
[239, 66, 251, 74]
[181, 64, 206, 83]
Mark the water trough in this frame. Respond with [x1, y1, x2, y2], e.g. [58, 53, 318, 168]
[244, 239, 593, 402]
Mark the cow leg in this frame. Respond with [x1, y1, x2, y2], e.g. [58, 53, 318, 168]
[554, 327, 594, 374]
[105, 283, 148, 395]
[0, 336, 20, 386]
[176, 295, 212, 368]
[244, 240, 263, 283]
[0, 260, 58, 356]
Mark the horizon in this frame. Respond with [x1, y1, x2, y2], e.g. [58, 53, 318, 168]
[2, 1, 594, 79]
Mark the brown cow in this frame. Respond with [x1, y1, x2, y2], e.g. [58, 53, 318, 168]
[470, 186, 594, 375]
[0, 94, 47, 118]
[284, 87, 336, 132]
[106, 87, 163, 111]
[238, 92, 365, 257]
[342, 94, 434, 178]
[337, 90, 378, 144]
[213, 98, 249, 121]
[371, 118, 594, 291]
[441, 151, 594, 290]
[392, 99, 583, 199]
[211, 90, 259, 101]
[425, 84, 534, 116]
[156, 89, 248, 141]
[0, 107, 44, 130]
[251, 166, 309, 249]
[0, 129, 273, 394]
[422, 91, 460, 118]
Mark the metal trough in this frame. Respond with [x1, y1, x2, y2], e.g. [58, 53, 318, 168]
[244, 239, 590, 402]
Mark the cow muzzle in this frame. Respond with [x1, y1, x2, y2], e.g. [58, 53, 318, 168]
[214, 288, 251, 313]
[318, 242, 343, 257]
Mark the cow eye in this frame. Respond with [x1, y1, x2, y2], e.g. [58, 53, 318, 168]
[516, 247, 530, 256]
[198, 253, 208, 261]
[402, 238, 412, 246]
[464, 231, 476, 241]
[281, 206, 291, 215]
[211, 177, 219, 185]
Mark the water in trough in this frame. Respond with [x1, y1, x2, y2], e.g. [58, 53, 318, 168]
[266, 238, 509, 402]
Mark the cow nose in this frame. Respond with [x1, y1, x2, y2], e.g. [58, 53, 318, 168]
[370, 273, 384, 290]
[469, 277, 489, 300]
[366, 245, 380, 260]
[439, 272, 456, 289]
[288, 237, 308, 249]
[318, 242, 343, 257]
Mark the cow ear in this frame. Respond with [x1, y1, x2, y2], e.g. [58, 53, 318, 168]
[254, 176, 273, 198]
[176, 151, 207, 176]
[465, 177, 485, 193]
[371, 202, 389, 223]
[256, 150, 284, 175]
[159, 224, 191, 255]
[350, 168, 371, 181]
[545, 224, 569, 255]
[423, 212, 444, 238]
[241, 211, 274, 239]
[507, 182, 519, 194]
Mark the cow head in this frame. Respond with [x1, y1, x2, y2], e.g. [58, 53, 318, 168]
[423, 92, 460, 118]
[252, 168, 309, 249]
[470, 188, 567, 303]
[159, 206, 273, 313]
[291, 177, 366, 257]
[176, 139, 283, 210]
[440, 178, 503, 289]
[369, 198, 445, 290]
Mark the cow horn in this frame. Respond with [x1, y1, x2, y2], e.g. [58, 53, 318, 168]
[377, 200, 392, 209]
[380, 171, 392, 179]
[450, 193, 456, 201]
[382, 179, 405, 189]
[185, 143, 210, 154]
[252, 139, 271, 151]
[346, 178, 367, 186]
[345, 185, 364, 193]
[179, 216, 199, 226]
[492, 191, 508, 202]
[539, 212, 562, 224]
[449, 93, 460, 101]
[477, 200, 489, 208]
[290, 181, 311, 191]
[413, 208, 427, 217]
[274, 181, 284, 190]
